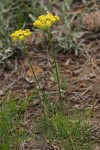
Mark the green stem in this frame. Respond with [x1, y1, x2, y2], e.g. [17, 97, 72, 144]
[23, 44, 49, 114]
[23, 45, 41, 91]
[47, 31, 63, 112]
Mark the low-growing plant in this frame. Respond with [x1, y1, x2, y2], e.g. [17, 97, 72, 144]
[0, 99, 24, 150]
[38, 111, 92, 150]
[56, 0, 84, 55]
[0, 0, 46, 63]
[0, 95, 36, 150]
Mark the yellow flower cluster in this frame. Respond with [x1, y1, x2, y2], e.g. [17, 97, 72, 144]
[33, 13, 60, 30]
[11, 29, 32, 41]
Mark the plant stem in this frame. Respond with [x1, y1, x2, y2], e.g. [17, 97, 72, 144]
[23, 44, 49, 113]
[47, 31, 63, 112]
[23, 45, 41, 90]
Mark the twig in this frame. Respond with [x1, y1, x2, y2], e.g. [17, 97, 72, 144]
[81, 85, 93, 97]
[92, 58, 100, 73]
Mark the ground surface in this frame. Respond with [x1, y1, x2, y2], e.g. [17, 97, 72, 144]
[0, 0, 100, 149]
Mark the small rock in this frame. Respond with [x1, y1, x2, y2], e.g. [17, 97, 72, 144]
[72, 68, 82, 76]
[0, 90, 4, 96]
[89, 73, 95, 79]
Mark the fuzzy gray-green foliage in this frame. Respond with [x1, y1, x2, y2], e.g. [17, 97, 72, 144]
[0, 0, 44, 63]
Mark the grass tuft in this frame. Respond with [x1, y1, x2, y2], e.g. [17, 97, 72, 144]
[38, 111, 92, 150]
[0, 98, 31, 150]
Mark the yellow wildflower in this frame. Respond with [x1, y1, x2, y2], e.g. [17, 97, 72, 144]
[33, 13, 60, 30]
[11, 29, 32, 41]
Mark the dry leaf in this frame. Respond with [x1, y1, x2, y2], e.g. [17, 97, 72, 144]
[26, 65, 43, 77]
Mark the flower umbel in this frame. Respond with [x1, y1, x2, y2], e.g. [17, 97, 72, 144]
[33, 13, 60, 30]
[11, 29, 32, 41]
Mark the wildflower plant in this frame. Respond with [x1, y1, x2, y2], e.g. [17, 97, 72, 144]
[11, 28, 48, 114]
[11, 13, 62, 114]
[33, 13, 63, 112]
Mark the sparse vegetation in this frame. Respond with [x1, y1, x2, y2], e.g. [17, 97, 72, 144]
[0, 99, 23, 150]
[38, 111, 92, 150]
[0, 95, 35, 150]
